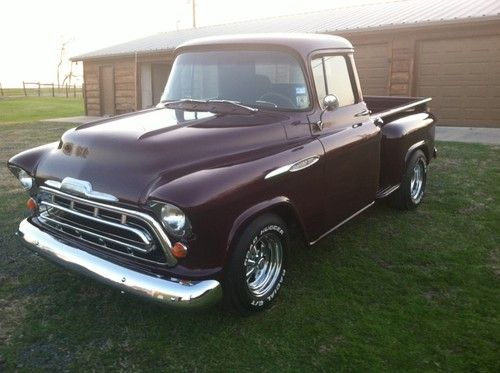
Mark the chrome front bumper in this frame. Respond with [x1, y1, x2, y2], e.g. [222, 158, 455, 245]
[17, 218, 222, 308]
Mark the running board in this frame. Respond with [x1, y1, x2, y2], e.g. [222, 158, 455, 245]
[309, 202, 374, 246]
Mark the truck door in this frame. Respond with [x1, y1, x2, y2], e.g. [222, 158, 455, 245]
[310, 53, 381, 232]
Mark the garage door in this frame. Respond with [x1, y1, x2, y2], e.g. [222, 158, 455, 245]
[416, 36, 500, 127]
[354, 43, 390, 96]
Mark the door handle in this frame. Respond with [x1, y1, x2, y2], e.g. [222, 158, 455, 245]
[352, 123, 363, 128]
[355, 109, 371, 117]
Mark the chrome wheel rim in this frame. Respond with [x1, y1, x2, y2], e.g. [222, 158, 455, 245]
[410, 160, 425, 203]
[244, 232, 283, 297]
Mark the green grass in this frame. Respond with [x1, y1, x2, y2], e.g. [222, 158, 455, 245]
[0, 96, 83, 124]
[0, 121, 499, 371]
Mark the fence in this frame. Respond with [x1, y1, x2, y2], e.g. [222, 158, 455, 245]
[0, 82, 83, 98]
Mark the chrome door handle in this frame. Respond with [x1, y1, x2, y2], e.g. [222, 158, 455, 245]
[355, 109, 371, 117]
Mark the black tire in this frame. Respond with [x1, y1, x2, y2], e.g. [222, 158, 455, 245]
[391, 149, 427, 210]
[224, 214, 289, 315]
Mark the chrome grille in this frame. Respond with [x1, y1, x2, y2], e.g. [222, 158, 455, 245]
[36, 186, 176, 266]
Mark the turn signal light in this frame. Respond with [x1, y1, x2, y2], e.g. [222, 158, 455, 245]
[171, 242, 188, 259]
[27, 197, 37, 210]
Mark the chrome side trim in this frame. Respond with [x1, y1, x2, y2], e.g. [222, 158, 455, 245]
[40, 186, 177, 266]
[45, 177, 119, 202]
[265, 156, 320, 180]
[377, 97, 432, 120]
[309, 202, 374, 246]
[376, 184, 400, 199]
[18, 219, 222, 308]
[40, 200, 152, 246]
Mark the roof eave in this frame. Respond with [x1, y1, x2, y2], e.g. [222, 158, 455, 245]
[71, 15, 500, 62]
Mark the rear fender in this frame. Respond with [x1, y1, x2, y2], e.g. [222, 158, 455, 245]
[379, 112, 435, 188]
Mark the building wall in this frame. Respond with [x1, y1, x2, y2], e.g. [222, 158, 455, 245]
[83, 57, 136, 116]
[82, 21, 500, 127]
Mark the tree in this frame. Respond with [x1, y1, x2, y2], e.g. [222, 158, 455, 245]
[56, 38, 73, 88]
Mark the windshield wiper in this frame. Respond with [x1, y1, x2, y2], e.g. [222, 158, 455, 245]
[159, 99, 258, 115]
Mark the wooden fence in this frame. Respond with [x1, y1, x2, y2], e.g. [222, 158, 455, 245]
[0, 82, 82, 98]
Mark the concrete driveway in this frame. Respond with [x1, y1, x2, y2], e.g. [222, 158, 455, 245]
[436, 126, 500, 145]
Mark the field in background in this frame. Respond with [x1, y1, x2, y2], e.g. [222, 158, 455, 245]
[0, 118, 498, 370]
[0, 96, 84, 124]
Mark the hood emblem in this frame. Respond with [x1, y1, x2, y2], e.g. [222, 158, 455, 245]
[61, 142, 89, 158]
[45, 177, 118, 202]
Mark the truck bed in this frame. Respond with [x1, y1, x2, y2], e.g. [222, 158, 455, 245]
[365, 96, 432, 123]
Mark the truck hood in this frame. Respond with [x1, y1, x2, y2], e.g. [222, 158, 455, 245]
[35, 108, 293, 204]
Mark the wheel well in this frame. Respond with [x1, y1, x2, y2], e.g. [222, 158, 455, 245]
[228, 203, 306, 257]
[406, 145, 429, 166]
[267, 203, 306, 243]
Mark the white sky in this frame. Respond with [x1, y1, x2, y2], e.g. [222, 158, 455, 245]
[0, 0, 387, 87]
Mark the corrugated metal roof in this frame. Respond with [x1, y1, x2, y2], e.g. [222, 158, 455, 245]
[72, 0, 500, 60]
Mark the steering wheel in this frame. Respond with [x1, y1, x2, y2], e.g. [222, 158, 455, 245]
[257, 92, 296, 108]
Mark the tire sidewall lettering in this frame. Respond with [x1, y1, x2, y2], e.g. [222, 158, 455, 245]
[247, 224, 286, 308]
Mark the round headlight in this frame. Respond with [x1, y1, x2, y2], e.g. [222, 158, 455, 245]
[9, 166, 34, 191]
[18, 169, 34, 190]
[160, 203, 191, 236]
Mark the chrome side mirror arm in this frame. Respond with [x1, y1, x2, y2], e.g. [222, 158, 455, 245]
[315, 94, 339, 131]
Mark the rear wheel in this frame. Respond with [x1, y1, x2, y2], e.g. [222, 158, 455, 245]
[391, 150, 427, 210]
[224, 214, 288, 315]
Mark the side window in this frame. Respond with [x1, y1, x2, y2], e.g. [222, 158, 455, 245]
[311, 55, 356, 107]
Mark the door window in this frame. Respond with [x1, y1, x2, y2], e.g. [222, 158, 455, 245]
[311, 55, 355, 107]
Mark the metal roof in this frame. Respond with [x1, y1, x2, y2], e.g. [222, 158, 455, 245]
[72, 0, 500, 60]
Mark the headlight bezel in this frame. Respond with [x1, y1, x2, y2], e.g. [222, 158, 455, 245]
[8, 165, 35, 191]
[149, 201, 192, 238]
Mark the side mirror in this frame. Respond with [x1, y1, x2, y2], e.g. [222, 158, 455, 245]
[323, 94, 339, 111]
[316, 95, 339, 131]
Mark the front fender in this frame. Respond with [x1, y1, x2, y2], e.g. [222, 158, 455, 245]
[147, 138, 325, 274]
[7, 142, 59, 176]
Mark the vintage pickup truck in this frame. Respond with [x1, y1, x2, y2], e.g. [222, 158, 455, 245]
[9, 34, 436, 314]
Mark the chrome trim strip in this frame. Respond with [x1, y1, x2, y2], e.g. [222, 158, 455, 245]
[39, 213, 151, 253]
[45, 180, 62, 189]
[40, 201, 152, 246]
[376, 184, 400, 199]
[309, 202, 375, 246]
[377, 97, 432, 120]
[18, 219, 222, 308]
[265, 156, 320, 180]
[265, 164, 292, 179]
[40, 186, 177, 266]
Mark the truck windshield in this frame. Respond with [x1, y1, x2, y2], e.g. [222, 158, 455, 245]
[161, 50, 310, 110]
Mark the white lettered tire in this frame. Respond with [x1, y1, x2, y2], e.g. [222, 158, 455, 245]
[224, 214, 289, 315]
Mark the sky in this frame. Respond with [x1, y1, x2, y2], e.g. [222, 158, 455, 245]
[0, 0, 391, 87]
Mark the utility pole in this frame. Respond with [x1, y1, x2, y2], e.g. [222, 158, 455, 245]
[192, 0, 196, 28]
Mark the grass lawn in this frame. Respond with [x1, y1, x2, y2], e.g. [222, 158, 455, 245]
[0, 96, 83, 124]
[0, 121, 499, 371]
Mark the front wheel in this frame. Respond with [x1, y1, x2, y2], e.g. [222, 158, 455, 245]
[224, 214, 289, 315]
[391, 149, 427, 210]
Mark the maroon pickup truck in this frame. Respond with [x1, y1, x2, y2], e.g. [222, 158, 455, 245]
[9, 34, 436, 314]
